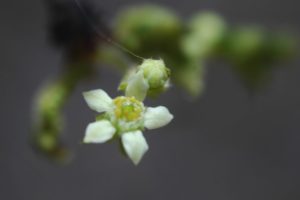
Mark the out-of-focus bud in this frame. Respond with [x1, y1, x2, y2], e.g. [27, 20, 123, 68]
[181, 12, 226, 59]
[221, 27, 298, 90]
[223, 27, 264, 63]
[32, 81, 71, 163]
[173, 62, 206, 97]
[264, 32, 298, 61]
[119, 59, 171, 101]
[114, 5, 182, 57]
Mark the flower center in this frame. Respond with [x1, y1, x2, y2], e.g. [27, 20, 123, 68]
[113, 96, 144, 122]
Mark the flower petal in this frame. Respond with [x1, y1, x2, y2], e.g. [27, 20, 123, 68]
[84, 120, 116, 143]
[83, 89, 112, 113]
[121, 131, 149, 165]
[144, 106, 173, 129]
[125, 70, 149, 101]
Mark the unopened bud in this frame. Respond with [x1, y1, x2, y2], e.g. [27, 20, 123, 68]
[119, 59, 171, 101]
[140, 59, 170, 89]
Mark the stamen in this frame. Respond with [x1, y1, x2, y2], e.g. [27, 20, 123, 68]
[113, 96, 144, 122]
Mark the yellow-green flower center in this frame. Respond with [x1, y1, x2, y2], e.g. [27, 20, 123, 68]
[113, 96, 144, 122]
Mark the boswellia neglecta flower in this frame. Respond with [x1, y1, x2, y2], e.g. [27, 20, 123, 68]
[82, 89, 173, 165]
[119, 59, 171, 101]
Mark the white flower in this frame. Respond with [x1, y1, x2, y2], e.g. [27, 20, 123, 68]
[82, 89, 173, 165]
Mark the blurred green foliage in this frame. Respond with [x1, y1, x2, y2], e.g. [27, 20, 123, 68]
[113, 5, 298, 95]
[219, 28, 298, 89]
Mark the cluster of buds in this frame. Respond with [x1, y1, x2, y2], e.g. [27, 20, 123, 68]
[82, 59, 173, 165]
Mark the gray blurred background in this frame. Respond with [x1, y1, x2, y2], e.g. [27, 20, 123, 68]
[1, 0, 300, 199]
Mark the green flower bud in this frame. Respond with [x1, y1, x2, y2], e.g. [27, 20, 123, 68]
[223, 26, 265, 63]
[140, 59, 170, 89]
[173, 61, 206, 97]
[222, 28, 298, 90]
[114, 5, 182, 56]
[182, 12, 226, 59]
[119, 59, 171, 101]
